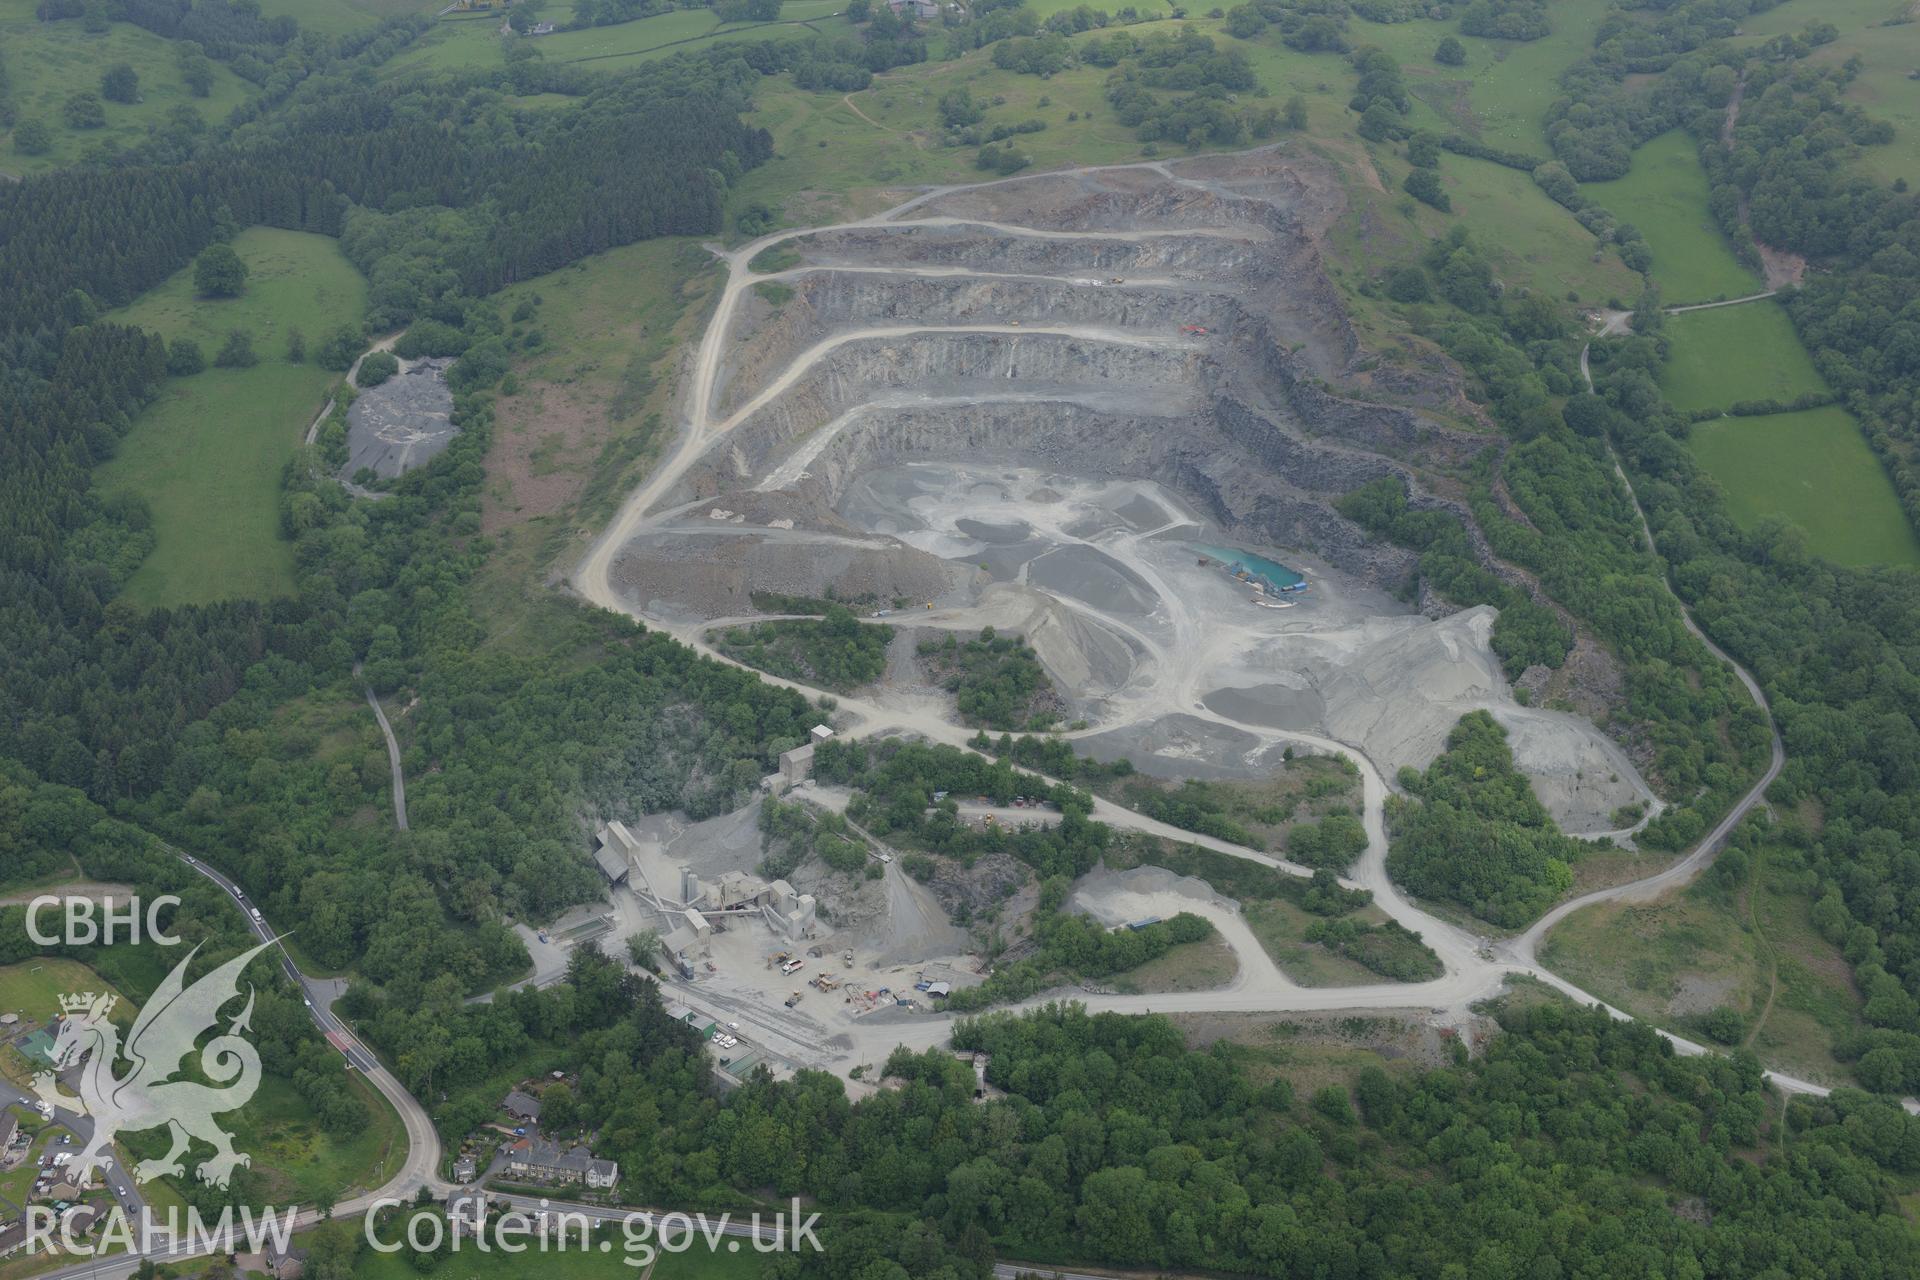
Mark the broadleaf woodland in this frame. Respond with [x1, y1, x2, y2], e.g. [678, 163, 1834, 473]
[4, 0, 1920, 1276]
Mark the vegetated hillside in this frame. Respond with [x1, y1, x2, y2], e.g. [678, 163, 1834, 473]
[0, 23, 795, 1011]
[1198, 0, 1920, 1092]
[0, 820, 398, 1213]
[1387, 710, 1586, 928]
[94, 228, 369, 606]
[716, 605, 893, 690]
[919, 627, 1063, 731]
[1523, 0, 1920, 1092]
[0, 6, 258, 175]
[341, 945, 1920, 1277]
[7, 0, 1920, 1269]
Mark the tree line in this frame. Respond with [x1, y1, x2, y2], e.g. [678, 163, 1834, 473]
[340, 944, 1920, 1277]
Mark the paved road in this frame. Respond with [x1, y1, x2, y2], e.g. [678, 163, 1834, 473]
[20, 149, 1876, 1280]
[35, 847, 445, 1280]
[364, 686, 409, 831]
[0, 1080, 148, 1233]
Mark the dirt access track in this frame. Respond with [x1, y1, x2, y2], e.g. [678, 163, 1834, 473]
[572, 146, 1863, 1109]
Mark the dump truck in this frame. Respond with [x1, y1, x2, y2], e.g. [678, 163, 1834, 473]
[785, 991, 802, 1008]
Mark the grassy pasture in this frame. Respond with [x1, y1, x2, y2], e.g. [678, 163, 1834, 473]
[1658, 301, 1827, 412]
[0, 1, 255, 176]
[1539, 846, 1865, 1086]
[390, 0, 837, 74]
[1580, 131, 1760, 303]
[0, 959, 133, 1032]
[95, 228, 366, 607]
[1435, 151, 1640, 304]
[220, 1073, 407, 1207]
[1726, 0, 1920, 186]
[1687, 407, 1920, 566]
[1345, 0, 1611, 155]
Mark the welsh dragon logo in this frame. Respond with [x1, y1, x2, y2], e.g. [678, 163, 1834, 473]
[32, 941, 272, 1189]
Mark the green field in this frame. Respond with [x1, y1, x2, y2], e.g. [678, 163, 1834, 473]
[1687, 407, 1920, 566]
[94, 228, 366, 607]
[1540, 845, 1865, 1085]
[1659, 302, 1828, 412]
[0, 959, 135, 1087]
[1435, 151, 1641, 304]
[1732, 0, 1920, 187]
[1581, 131, 1761, 303]
[0, 0, 256, 176]
[390, 1, 839, 75]
[1233, 9, 1637, 310]
[222, 1073, 408, 1206]
[1349, 0, 1613, 155]
[0, 959, 132, 1028]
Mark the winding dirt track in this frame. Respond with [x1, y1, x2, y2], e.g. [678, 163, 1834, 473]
[33, 150, 1881, 1280]
[573, 154, 1864, 1107]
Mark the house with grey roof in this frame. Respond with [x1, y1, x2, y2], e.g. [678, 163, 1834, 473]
[503, 1136, 618, 1190]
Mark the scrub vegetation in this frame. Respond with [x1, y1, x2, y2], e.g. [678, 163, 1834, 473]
[1386, 711, 1586, 929]
[12, 0, 1920, 1272]
[715, 606, 894, 691]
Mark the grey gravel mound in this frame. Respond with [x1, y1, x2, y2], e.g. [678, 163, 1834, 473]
[341, 358, 456, 479]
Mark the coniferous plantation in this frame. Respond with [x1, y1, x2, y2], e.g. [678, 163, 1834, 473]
[0, 19, 790, 989]
[6, 1, 1920, 1277]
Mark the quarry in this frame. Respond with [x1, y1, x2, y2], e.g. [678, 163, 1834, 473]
[341, 355, 458, 481]
[564, 147, 1675, 1079]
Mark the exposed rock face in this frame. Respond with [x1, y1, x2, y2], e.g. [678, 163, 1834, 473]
[341, 357, 457, 479]
[624, 149, 1485, 612]
[601, 149, 1662, 831]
